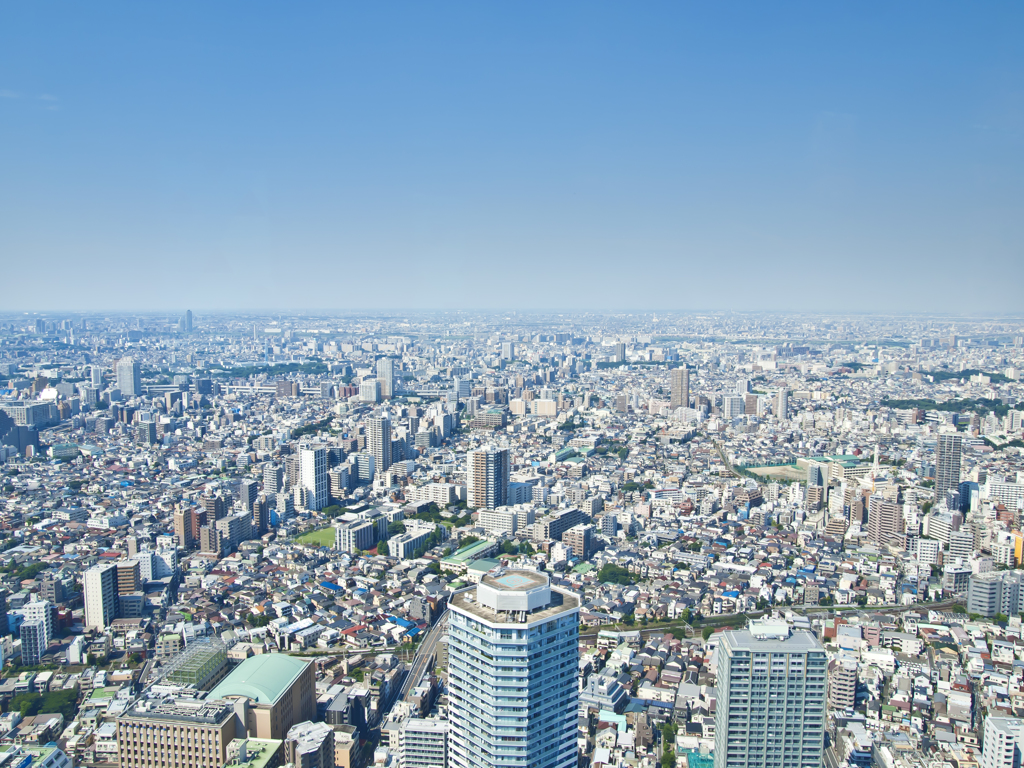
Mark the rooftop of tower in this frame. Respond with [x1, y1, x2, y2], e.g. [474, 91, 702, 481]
[450, 568, 579, 626]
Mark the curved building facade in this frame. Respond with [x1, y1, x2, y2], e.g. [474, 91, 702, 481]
[447, 570, 579, 768]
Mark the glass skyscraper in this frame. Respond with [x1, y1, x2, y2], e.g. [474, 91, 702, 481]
[714, 620, 826, 768]
[447, 570, 579, 768]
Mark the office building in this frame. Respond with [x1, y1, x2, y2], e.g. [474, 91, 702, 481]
[116, 356, 142, 397]
[671, 368, 690, 410]
[264, 464, 284, 494]
[360, 379, 381, 404]
[447, 570, 579, 768]
[20, 618, 47, 666]
[284, 721, 334, 768]
[117, 560, 141, 594]
[467, 446, 509, 510]
[185, 309, 193, 332]
[866, 495, 905, 548]
[968, 571, 1024, 617]
[117, 695, 239, 768]
[400, 718, 448, 768]
[175, 508, 199, 550]
[19, 598, 54, 646]
[775, 389, 789, 420]
[83, 562, 119, 630]
[334, 514, 387, 554]
[935, 434, 963, 504]
[561, 523, 594, 560]
[91, 364, 103, 387]
[501, 342, 515, 361]
[239, 479, 259, 512]
[300, 446, 328, 511]
[203, 493, 229, 521]
[532, 508, 584, 543]
[612, 342, 626, 363]
[208, 654, 316, 740]
[39, 577, 65, 604]
[376, 357, 396, 400]
[200, 526, 222, 556]
[713, 619, 826, 768]
[366, 415, 392, 474]
[982, 717, 1024, 768]
[216, 512, 254, 553]
[722, 396, 745, 419]
[253, 494, 271, 536]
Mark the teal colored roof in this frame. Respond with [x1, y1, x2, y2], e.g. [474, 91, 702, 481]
[466, 558, 501, 572]
[207, 654, 309, 705]
[443, 539, 495, 564]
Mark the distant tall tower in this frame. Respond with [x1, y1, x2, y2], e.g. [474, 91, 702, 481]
[467, 446, 510, 510]
[376, 357, 396, 399]
[116, 356, 141, 397]
[935, 434, 963, 504]
[91, 364, 103, 388]
[185, 309, 193, 332]
[670, 367, 690, 410]
[447, 570, 579, 768]
[84, 563, 119, 630]
[775, 389, 790, 420]
[366, 414, 393, 473]
[300, 446, 328, 511]
[714, 620, 826, 768]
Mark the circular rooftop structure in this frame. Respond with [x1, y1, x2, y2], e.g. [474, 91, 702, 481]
[477, 569, 550, 613]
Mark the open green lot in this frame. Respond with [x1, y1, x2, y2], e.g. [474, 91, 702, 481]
[294, 527, 336, 547]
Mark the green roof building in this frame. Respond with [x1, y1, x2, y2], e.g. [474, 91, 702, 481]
[208, 654, 316, 740]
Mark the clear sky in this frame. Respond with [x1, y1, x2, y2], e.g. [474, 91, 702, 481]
[1, 3, 1022, 313]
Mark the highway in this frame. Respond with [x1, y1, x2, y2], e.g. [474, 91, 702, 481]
[398, 609, 449, 702]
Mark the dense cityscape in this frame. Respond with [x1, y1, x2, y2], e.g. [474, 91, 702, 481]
[0, 310, 1023, 768]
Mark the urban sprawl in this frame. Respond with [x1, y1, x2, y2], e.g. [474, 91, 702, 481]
[1, 310, 1024, 768]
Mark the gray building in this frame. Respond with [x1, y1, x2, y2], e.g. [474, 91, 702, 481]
[116, 356, 142, 397]
[967, 571, 1024, 618]
[714, 620, 826, 768]
[935, 434, 963, 504]
[20, 618, 47, 666]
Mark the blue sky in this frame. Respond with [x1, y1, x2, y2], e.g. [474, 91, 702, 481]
[1, 3, 1022, 313]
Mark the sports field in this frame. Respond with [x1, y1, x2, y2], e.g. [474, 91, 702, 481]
[294, 527, 336, 547]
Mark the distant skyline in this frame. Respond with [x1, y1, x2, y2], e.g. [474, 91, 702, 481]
[2, 3, 1022, 313]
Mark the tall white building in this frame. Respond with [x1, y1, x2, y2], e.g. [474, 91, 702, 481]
[713, 620, 826, 768]
[982, 717, 1024, 768]
[722, 396, 745, 419]
[19, 599, 54, 644]
[935, 434, 963, 504]
[366, 414, 393, 474]
[84, 562, 119, 630]
[376, 357, 396, 399]
[300, 446, 328, 511]
[116, 356, 142, 397]
[448, 570, 579, 768]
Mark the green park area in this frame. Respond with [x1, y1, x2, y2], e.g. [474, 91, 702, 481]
[294, 527, 336, 547]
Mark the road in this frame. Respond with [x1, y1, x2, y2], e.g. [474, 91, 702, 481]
[398, 609, 449, 702]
